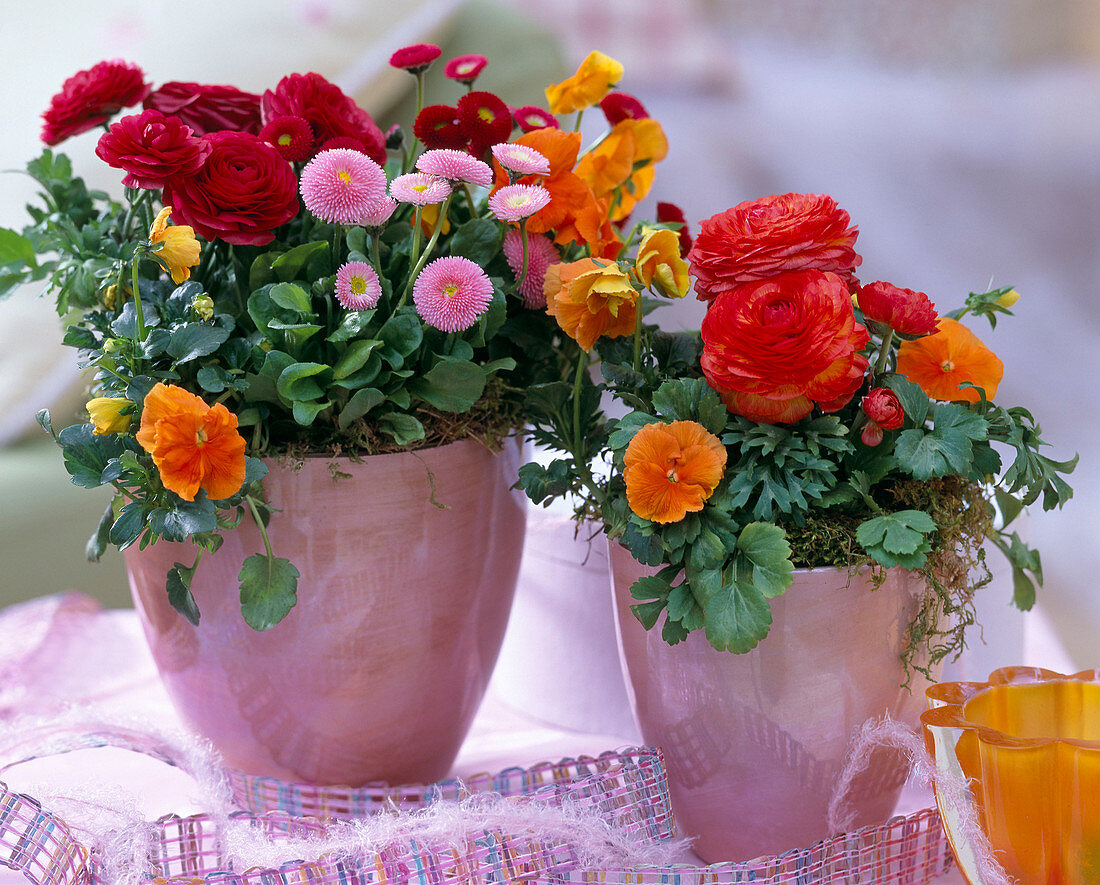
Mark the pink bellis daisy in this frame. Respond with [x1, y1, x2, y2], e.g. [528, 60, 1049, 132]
[300, 148, 388, 225]
[390, 172, 451, 206]
[512, 106, 558, 133]
[445, 54, 489, 85]
[389, 43, 442, 73]
[488, 184, 551, 222]
[361, 195, 398, 228]
[413, 256, 494, 332]
[335, 261, 382, 310]
[503, 228, 560, 308]
[260, 115, 314, 162]
[491, 143, 551, 177]
[416, 148, 493, 188]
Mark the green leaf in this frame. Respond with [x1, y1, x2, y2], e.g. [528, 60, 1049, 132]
[327, 310, 376, 343]
[856, 510, 936, 568]
[36, 409, 56, 441]
[239, 554, 300, 630]
[57, 422, 124, 488]
[0, 227, 36, 269]
[994, 487, 1025, 528]
[271, 241, 329, 282]
[86, 502, 114, 562]
[607, 412, 659, 451]
[196, 366, 228, 393]
[379, 411, 425, 446]
[652, 378, 725, 428]
[268, 282, 314, 314]
[688, 524, 726, 573]
[699, 575, 773, 653]
[736, 522, 794, 598]
[630, 574, 673, 602]
[516, 459, 573, 505]
[449, 218, 501, 266]
[621, 522, 664, 566]
[408, 357, 486, 412]
[166, 561, 202, 626]
[292, 399, 330, 425]
[338, 387, 385, 428]
[666, 583, 705, 631]
[109, 501, 145, 549]
[166, 323, 230, 363]
[148, 498, 218, 541]
[276, 362, 331, 402]
[379, 310, 423, 359]
[884, 375, 930, 427]
[333, 339, 382, 380]
[110, 300, 160, 338]
[631, 600, 666, 631]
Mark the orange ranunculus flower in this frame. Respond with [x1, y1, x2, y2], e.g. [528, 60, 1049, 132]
[149, 206, 201, 284]
[895, 317, 1003, 403]
[545, 51, 624, 115]
[635, 228, 689, 298]
[544, 258, 637, 351]
[493, 128, 619, 257]
[700, 270, 870, 424]
[574, 118, 668, 221]
[136, 383, 247, 502]
[624, 421, 727, 524]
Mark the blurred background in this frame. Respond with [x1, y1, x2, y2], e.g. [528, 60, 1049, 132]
[1, 0, 1096, 683]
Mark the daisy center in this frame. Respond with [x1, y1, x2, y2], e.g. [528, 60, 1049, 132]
[478, 108, 495, 123]
[413, 184, 428, 193]
[940, 359, 955, 372]
[349, 275, 367, 295]
[443, 284, 459, 299]
[278, 134, 293, 146]
[338, 170, 352, 185]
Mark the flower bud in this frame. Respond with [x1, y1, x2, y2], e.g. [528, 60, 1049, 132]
[103, 284, 119, 310]
[192, 295, 215, 321]
[861, 387, 905, 431]
[102, 337, 124, 354]
[994, 288, 1020, 308]
[87, 397, 134, 435]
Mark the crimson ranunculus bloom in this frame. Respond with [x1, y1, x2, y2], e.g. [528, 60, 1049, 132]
[701, 270, 870, 424]
[262, 73, 386, 164]
[689, 193, 862, 303]
[41, 59, 150, 146]
[95, 110, 210, 189]
[144, 82, 261, 135]
[862, 387, 905, 429]
[857, 281, 939, 336]
[162, 131, 299, 246]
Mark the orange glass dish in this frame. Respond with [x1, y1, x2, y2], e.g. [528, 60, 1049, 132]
[922, 667, 1100, 885]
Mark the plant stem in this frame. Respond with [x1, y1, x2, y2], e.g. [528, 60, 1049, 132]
[399, 194, 452, 306]
[130, 254, 147, 342]
[632, 298, 644, 374]
[574, 108, 584, 132]
[245, 495, 274, 559]
[572, 348, 589, 465]
[874, 328, 895, 379]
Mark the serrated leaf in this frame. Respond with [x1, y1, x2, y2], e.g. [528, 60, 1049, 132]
[0, 227, 36, 268]
[666, 583, 705, 630]
[239, 554, 299, 630]
[631, 600, 666, 631]
[884, 374, 929, 426]
[148, 498, 218, 541]
[735, 522, 793, 598]
[856, 510, 936, 568]
[108, 501, 145, 549]
[699, 575, 773, 653]
[110, 299, 160, 338]
[621, 522, 664, 566]
[58, 422, 124, 488]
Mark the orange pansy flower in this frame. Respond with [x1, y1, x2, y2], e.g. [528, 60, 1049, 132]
[635, 228, 689, 298]
[575, 118, 668, 221]
[624, 421, 727, 524]
[544, 257, 637, 351]
[545, 51, 624, 115]
[896, 317, 1003, 403]
[136, 382, 247, 502]
[491, 129, 620, 257]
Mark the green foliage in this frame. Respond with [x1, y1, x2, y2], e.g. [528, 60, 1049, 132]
[239, 553, 300, 631]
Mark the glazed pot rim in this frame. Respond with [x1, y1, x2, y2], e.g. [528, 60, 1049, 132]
[261, 435, 516, 465]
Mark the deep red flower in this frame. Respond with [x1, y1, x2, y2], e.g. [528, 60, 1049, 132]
[41, 59, 150, 146]
[857, 281, 939, 336]
[261, 73, 385, 164]
[656, 201, 693, 255]
[458, 90, 513, 156]
[95, 109, 209, 189]
[599, 92, 649, 125]
[162, 131, 299, 246]
[144, 82, 262, 135]
[259, 115, 314, 162]
[414, 104, 467, 151]
[700, 270, 870, 424]
[689, 193, 862, 303]
[512, 105, 559, 133]
[444, 54, 489, 85]
[862, 387, 905, 429]
[318, 136, 371, 153]
[389, 43, 442, 72]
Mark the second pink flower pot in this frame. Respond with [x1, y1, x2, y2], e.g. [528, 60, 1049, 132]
[125, 438, 525, 786]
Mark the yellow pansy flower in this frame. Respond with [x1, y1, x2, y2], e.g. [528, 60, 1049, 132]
[149, 206, 201, 284]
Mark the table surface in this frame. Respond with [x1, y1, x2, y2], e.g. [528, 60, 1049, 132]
[0, 600, 965, 884]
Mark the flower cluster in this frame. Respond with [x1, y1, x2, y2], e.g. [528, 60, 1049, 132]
[521, 191, 1074, 669]
[6, 47, 671, 631]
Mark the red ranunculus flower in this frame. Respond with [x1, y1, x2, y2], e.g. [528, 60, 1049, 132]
[144, 82, 262, 135]
[689, 193, 862, 303]
[599, 92, 649, 125]
[162, 131, 299, 246]
[261, 73, 386, 165]
[862, 387, 905, 428]
[41, 59, 150, 146]
[857, 281, 939, 336]
[95, 110, 210, 189]
[700, 269, 870, 423]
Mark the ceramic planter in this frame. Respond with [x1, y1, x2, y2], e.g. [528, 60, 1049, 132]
[609, 541, 934, 862]
[125, 437, 525, 787]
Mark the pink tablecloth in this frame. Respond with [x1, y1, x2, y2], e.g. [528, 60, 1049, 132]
[0, 594, 964, 884]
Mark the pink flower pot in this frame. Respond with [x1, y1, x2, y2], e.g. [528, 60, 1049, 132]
[609, 541, 934, 862]
[125, 438, 525, 786]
